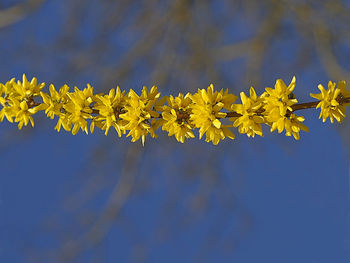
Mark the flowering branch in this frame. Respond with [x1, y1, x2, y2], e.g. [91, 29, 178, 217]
[0, 75, 349, 145]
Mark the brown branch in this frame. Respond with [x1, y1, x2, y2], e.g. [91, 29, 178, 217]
[291, 101, 319, 112]
[22, 95, 350, 121]
[225, 112, 243, 118]
[0, 0, 46, 29]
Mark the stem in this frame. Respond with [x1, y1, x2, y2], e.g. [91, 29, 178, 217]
[291, 101, 319, 112]
[225, 112, 243, 118]
[24, 95, 350, 120]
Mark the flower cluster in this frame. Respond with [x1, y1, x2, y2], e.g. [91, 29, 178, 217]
[189, 85, 237, 145]
[1, 74, 349, 145]
[230, 87, 264, 138]
[310, 81, 350, 123]
[0, 75, 45, 129]
[91, 87, 127, 136]
[261, 77, 308, 139]
[161, 93, 194, 143]
[119, 86, 165, 145]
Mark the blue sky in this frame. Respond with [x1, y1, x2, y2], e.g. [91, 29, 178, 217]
[1, 1, 350, 262]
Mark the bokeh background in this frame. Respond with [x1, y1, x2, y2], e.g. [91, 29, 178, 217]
[1, 0, 350, 262]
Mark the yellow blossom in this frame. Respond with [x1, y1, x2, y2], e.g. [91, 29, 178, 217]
[120, 86, 164, 145]
[270, 113, 309, 139]
[231, 87, 264, 137]
[284, 114, 309, 140]
[189, 84, 237, 145]
[11, 74, 45, 100]
[263, 76, 297, 118]
[0, 105, 13, 123]
[0, 99, 16, 123]
[54, 114, 72, 133]
[0, 75, 46, 126]
[338, 80, 350, 101]
[61, 84, 95, 135]
[92, 87, 127, 136]
[162, 93, 194, 143]
[9, 99, 38, 130]
[261, 76, 308, 137]
[0, 78, 15, 105]
[0, 79, 15, 122]
[40, 84, 70, 119]
[310, 81, 349, 123]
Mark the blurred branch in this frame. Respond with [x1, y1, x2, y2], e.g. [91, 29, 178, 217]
[57, 144, 143, 262]
[213, 40, 253, 61]
[291, 1, 350, 81]
[0, 0, 46, 29]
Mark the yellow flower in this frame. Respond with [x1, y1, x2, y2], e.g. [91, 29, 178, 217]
[0, 77, 44, 127]
[310, 80, 349, 123]
[270, 113, 309, 139]
[231, 87, 264, 137]
[284, 114, 309, 140]
[54, 114, 72, 133]
[40, 84, 70, 119]
[0, 78, 15, 105]
[338, 80, 350, 101]
[0, 79, 15, 122]
[61, 84, 94, 135]
[189, 84, 237, 145]
[0, 76, 46, 125]
[92, 87, 127, 136]
[262, 76, 305, 135]
[263, 76, 297, 118]
[162, 93, 194, 143]
[11, 74, 45, 100]
[9, 99, 38, 130]
[0, 105, 13, 123]
[120, 86, 164, 145]
[0, 99, 16, 124]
